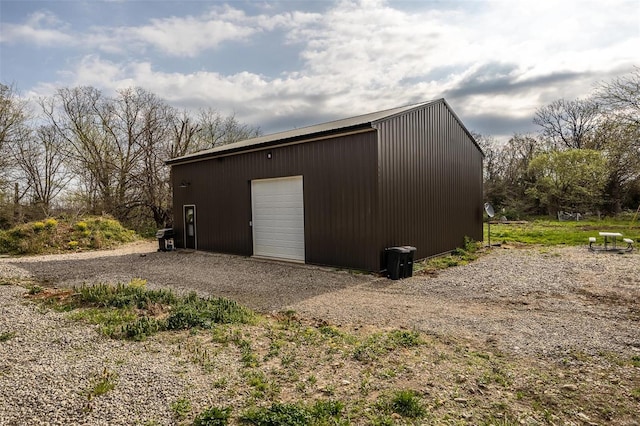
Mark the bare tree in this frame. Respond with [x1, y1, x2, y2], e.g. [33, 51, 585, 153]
[130, 97, 175, 228]
[0, 83, 30, 182]
[43, 86, 170, 222]
[169, 110, 202, 158]
[43, 86, 119, 215]
[533, 98, 601, 149]
[196, 108, 260, 149]
[36, 85, 262, 228]
[596, 67, 640, 129]
[9, 124, 72, 216]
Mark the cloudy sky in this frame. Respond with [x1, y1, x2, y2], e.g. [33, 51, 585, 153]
[1, 0, 638, 141]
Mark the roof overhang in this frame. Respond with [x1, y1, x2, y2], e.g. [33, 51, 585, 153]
[166, 98, 485, 165]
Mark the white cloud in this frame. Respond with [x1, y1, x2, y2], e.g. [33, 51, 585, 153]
[124, 14, 257, 57]
[11, 0, 639, 141]
[0, 10, 74, 45]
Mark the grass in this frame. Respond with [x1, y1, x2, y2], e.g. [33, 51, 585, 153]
[192, 406, 232, 425]
[239, 400, 344, 425]
[414, 216, 639, 274]
[486, 215, 639, 246]
[28, 279, 256, 341]
[376, 389, 426, 418]
[13, 277, 640, 424]
[7, 214, 639, 424]
[87, 367, 117, 399]
[415, 236, 480, 274]
[170, 397, 192, 421]
[0, 331, 16, 342]
[0, 215, 138, 255]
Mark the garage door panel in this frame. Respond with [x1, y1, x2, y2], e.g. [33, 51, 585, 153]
[251, 176, 305, 262]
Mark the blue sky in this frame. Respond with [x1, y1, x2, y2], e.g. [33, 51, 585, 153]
[1, 0, 638, 141]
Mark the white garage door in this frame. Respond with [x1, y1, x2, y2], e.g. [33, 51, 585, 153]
[251, 176, 305, 262]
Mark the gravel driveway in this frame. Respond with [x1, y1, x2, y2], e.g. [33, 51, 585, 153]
[2, 241, 639, 358]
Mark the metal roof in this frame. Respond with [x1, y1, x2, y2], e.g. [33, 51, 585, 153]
[166, 99, 442, 165]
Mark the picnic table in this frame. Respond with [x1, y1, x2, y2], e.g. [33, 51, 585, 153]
[600, 232, 623, 250]
[589, 232, 634, 252]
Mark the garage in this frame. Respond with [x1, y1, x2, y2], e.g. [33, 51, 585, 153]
[251, 176, 305, 262]
[168, 99, 483, 272]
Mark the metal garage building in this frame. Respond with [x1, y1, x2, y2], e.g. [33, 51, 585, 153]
[167, 99, 484, 272]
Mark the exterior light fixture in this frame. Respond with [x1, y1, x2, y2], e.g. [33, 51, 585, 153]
[267, 152, 272, 159]
[179, 180, 190, 188]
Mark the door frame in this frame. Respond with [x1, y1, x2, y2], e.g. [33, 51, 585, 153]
[183, 204, 197, 250]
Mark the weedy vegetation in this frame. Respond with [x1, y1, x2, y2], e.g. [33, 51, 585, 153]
[0, 331, 16, 342]
[29, 279, 256, 341]
[0, 216, 137, 255]
[15, 277, 640, 425]
[10, 215, 640, 424]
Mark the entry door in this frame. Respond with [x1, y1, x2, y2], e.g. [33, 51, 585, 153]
[251, 176, 305, 262]
[183, 205, 196, 249]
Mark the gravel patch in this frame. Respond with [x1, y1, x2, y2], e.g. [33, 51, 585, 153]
[2, 242, 639, 358]
[1, 242, 639, 424]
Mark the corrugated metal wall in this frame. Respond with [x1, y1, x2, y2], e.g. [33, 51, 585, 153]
[171, 131, 381, 271]
[171, 100, 483, 272]
[375, 101, 484, 262]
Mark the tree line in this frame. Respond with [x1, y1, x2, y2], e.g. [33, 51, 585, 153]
[478, 68, 640, 218]
[0, 85, 260, 231]
[1, 69, 638, 232]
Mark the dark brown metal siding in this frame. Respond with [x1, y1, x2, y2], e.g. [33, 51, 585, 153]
[171, 131, 380, 271]
[375, 101, 483, 266]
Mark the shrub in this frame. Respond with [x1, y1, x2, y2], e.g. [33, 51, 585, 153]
[44, 218, 58, 229]
[0, 216, 138, 255]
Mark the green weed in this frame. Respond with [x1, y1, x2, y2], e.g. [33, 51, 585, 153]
[192, 406, 232, 426]
[166, 293, 255, 330]
[387, 329, 422, 348]
[377, 389, 426, 419]
[240, 400, 345, 425]
[121, 316, 165, 341]
[33, 280, 257, 342]
[416, 237, 480, 273]
[27, 285, 44, 295]
[170, 397, 192, 421]
[67, 307, 137, 336]
[75, 282, 177, 309]
[241, 402, 311, 425]
[87, 367, 117, 398]
[0, 331, 16, 342]
[353, 330, 424, 362]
